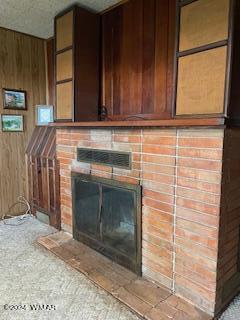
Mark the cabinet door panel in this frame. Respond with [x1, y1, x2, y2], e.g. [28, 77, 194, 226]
[179, 0, 230, 52]
[176, 46, 227, 115]
[56, 49, 73, 82]
[56, 11, 73, 51]
[56, 81, 73, 120]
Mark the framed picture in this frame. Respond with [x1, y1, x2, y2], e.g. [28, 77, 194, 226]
[36, 105, 54, 126]
[1, 115, 24, 132]
[3, 88, 27, 110]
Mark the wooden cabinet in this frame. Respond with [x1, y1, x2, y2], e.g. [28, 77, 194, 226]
[26, 127, 60, 229]
[174, 0, 240, 119]
[55, 6, 100, 122]
[101, 0, 176, 121]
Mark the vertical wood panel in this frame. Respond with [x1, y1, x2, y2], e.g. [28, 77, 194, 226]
[102, 0, 175, 120]
[102, 7, 122, 115]
[154, 0, 169, 115]
[142, 0, 155, 115]
[166, 0, 176, 116]
[0, 28, 46, 216]
[119, 0, 143, 115]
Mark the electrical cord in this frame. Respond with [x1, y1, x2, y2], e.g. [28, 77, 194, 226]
[1, 196, 32, 226]
[105, 115, 148, 121]
[100, 106, 148, 121]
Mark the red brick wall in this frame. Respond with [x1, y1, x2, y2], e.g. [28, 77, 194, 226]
[174, 129, 223, 314]
[56, 127, 225, 315]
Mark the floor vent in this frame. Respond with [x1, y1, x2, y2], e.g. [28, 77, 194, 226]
[77, 148, 131, 169]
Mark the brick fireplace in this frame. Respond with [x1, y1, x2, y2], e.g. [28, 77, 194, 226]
[56, 126, 240, 316]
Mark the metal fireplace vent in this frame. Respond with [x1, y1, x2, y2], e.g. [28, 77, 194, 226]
[77, 148, 131, 169]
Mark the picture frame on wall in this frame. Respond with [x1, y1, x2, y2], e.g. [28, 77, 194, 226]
[36, 105, 54, 126]
[1, 114, 24, 132]
[3, 88, 27, 110]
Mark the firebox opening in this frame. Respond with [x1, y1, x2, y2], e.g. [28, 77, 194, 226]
[72, 172, 142, 275]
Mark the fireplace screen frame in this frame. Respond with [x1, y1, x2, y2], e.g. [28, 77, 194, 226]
[71, 172, 142, 275]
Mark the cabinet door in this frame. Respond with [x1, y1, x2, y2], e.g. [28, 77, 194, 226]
[179, 0, 229, 52]
[56, 10, 73, 52]
[56, 50, 73, 82]
[176, 46, 227, 115]
[175, 0, 230, 116]
[56, 81, 73, 120]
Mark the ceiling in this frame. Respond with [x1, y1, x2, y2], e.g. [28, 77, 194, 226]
[0, 0, 120, 39]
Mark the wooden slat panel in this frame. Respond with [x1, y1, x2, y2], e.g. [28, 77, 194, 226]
[56, 81, 73, 120]
[56, 49, 73, 82]
[153, 0, 169, 115]
[56, 11, 73, 51]
[102, 7, 122, 115]
[26, 127, 60, 229]
[179, 0, 230, 52]
[121, 0, 143, 115]
[142, 0, 156, 115]
[176, 46, 227, 115]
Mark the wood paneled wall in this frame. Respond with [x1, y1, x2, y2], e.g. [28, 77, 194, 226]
[102, 0, 176, 120]
[0, 28, 46, 216]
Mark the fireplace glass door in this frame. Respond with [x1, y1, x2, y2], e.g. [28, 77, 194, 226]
[72, 173, 141, 274]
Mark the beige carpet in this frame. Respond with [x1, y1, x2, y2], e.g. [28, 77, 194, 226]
[0, 216, 139, 320]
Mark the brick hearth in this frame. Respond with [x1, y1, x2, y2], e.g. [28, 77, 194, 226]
[55, 127, 240, 317]
[38, 231, 211, 320]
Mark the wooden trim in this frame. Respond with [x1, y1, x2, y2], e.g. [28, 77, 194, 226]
[54, 14, 57, 121]
[44, 41, 49, 104]
[174, 112, 226, 119]
[179, 0, 198, 7]
[0, 26, 45, 40]
[178, 39, 228, 57]
[224, 0, 236, 117]
[172, 0, 180, 118]
[55, 4, 78, 19]
[56, 45, 73, 55]
[46, 38, 55, 106]
[50, 117, 225, 128]
[72, 8, 76, 121]
[100, 0, 129, 14]
[56, 78, 73, 85]
[107, 113, 171, 121]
